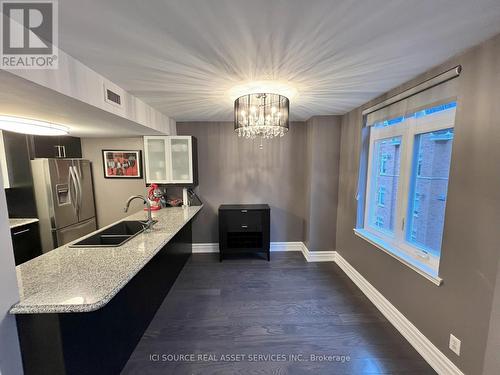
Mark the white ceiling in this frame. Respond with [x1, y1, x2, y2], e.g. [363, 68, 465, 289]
[59, 0, 500, 122]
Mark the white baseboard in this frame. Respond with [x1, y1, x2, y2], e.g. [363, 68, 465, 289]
[192, 243, 219, 253]
[270, 242, 304, 252]
[300, 243, 336, 262]
[192, 242, 334, 262]
[192, 242, 334, 261]
[335, 251, 464, 375]
[192, 242, 305, 254]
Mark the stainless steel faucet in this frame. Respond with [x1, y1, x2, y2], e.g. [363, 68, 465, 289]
[124, 195, 156, 231]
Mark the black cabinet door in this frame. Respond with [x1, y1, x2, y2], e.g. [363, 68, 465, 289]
[29, 135, 56, 158]
[29, 136, 82, 158]
[11, 222, 42, 265]
[60, 136, 82, 158]
[1, 131, 32, 187]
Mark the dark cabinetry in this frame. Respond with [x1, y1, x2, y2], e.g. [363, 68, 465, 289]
[218, 204, 270, 261]
[1, 131, 33, 188]
[11, 222, 42, 265]
[16, 222, 192, 375]
[1, 131, 38, 217]
[29, 135, 82, 159]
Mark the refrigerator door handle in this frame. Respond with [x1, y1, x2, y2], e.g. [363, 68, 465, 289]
[75, 166, 82, 216]
[69, 166, 79, 217]
[75, 160, 96, 223]
[77, 163, 84, 213]
[68, 167, 75, 212]
[73, 164, 83, 216]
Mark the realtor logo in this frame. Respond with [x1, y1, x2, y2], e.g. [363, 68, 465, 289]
[1, 0, 58, 69]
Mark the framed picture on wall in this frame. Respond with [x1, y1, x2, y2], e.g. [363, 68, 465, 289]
[102, 150, 143, 179]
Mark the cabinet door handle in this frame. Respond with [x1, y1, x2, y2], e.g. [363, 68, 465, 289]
[241, 225, 248, 229]
[241, 210, 247, 213]
[55, 145, 66, 158]
[13, 228, 30, 236]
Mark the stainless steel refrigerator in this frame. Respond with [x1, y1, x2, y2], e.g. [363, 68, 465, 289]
[31, 158, 97, 253]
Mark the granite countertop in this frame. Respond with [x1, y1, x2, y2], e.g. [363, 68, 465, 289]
[10, 206, 202, 315]
[9, 218, 39, 229]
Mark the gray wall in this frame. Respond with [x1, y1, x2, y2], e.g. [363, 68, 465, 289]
[336, 33, 500, 375]
[177, 121, 308, 243]
[81, 138, 147, 227]
[483, 255, 500, 375]
[304, 116, 342, 251]
[0, 170, 23, 374]
[177, 119, 342, 248]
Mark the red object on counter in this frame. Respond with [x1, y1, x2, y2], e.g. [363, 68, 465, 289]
[145, 184, 162, 211]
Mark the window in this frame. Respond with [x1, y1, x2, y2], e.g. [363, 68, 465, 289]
[412, 193, 421, 216]
[377, 187, 386, 207]
[357, 101, 457, 279]
[416, 155, 423, 176]
[407, 129, 454, 257]
[380, 154, 390, 174]
[410, 229, 417, 241]
[368, 137, 401, 234]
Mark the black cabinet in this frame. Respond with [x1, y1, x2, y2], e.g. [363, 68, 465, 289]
[1, 131, 38, 217]
[1, 131, 33, 188]
[218, 204, 270, 262]
[11, 222, 42, 265]
[29, 135, 82, 159]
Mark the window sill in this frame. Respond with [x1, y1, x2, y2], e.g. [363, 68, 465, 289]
[353, 228, 443, 286]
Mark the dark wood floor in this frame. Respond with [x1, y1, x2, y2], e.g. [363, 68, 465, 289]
[122, 252, 436, 375]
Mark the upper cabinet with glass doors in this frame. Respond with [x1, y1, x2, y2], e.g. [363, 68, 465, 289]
[143, 136, 198, 185]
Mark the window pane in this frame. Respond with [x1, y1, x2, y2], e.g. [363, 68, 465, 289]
[406, 128, 454, 255]
[171, 138, 191, 181]
[368, 136, 402, 234]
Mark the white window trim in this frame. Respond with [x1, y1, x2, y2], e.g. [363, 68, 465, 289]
[353, 228, 443, 286]
[360, 108, 456, 281]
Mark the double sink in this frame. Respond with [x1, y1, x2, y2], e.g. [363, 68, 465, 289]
[69, 220, 157, 248]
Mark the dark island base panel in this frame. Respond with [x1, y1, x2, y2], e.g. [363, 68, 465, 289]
[16, 222, 192, 375]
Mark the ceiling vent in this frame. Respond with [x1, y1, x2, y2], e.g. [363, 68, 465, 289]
[106, 88, 121, 105]
[103, 81, 124, 109]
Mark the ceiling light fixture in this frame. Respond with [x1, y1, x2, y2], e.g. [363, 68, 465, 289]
[0, 115, 69, 136]
[234, 93, 289, 140]
[228, 80, 298, 101]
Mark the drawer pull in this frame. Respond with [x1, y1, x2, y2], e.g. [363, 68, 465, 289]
[241, 210, 248, 213]
[241, 225, 248, 229]
[13, 228, 30, 236]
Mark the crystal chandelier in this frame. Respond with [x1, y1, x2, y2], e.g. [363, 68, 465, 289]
[234, 93, 289, 139]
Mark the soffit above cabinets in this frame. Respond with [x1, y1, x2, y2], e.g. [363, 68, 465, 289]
[0, 70, 167, 137]
[0, 47, 176, 137]
[57, 0, 500, 121]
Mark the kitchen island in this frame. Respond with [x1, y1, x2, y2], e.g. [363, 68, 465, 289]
[10, 206, 202, 375]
